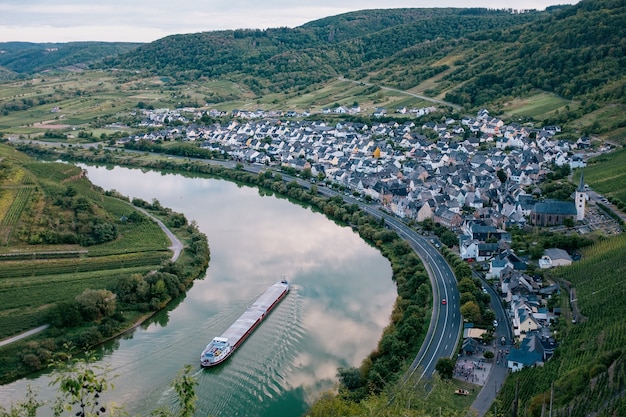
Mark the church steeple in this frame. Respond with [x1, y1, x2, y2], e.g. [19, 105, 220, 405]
[575, 170, 586, 221]
[577, 170, 585, 192]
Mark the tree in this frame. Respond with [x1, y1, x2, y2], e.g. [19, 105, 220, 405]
[460, 300, 482, 323]
[3, 349, 199, 417]
[75, 289, 117, 321]
[49, 301, 83, 328]
[440, 230, 458, 248]
[152, 365, 198, 417]
[497, 169, 508, 183]
[51, 350, 113, 417]
[435, 357, 455, 379]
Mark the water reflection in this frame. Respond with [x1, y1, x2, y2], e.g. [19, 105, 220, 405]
[1, 164, 395, 417]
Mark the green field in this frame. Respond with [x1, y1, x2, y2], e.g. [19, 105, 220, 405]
[502, 92, 575, 119]
[580, 148, 626, 204]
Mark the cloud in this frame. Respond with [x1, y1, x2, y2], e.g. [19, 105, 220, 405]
[0, 0, 578, 43]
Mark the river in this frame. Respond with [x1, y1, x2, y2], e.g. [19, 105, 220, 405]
[0, 164, 396, 417]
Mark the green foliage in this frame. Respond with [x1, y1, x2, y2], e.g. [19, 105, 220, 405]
[306, 371, 471, 416]
[1, 350, 198, 417]
[75, 289, 117, 321]
[104, 9, 541, 94]
[151, 365, 198, 417]
[444, 1, 626, 109]
[435, 357, 455, 379]
[583, 148, 626, 206]
[0, 42, 140, 76]
[50, 350, 114, 417]
[509, 225, 593, 258]
[0, 146, 210, 384]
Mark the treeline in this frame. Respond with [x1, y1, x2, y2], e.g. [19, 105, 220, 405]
[439, 246, 495, 330]
[123, 139, 224, 160]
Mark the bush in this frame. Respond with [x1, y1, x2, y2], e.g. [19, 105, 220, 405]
[22, 353, 42, 371]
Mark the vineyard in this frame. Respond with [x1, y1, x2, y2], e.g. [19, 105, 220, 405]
[582, 148, 626, 204]
[0, 251, 168, 278]
[0, 186, 32, 245]
[0, 145, 175, 341]
[0, 265, 155, 339]
[497, 233, 626, 417]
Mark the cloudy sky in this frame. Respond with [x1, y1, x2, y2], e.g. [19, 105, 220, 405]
[0, 0, 578, 43]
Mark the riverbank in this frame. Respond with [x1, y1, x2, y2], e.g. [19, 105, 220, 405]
[0, 152, 210, 384]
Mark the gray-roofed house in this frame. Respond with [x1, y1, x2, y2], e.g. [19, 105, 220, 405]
[538, 248, 573, 269]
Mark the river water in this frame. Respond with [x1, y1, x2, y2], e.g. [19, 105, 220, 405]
[0, 164, 395, 417]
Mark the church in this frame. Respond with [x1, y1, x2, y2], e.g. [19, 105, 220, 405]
[529, 172, 586, 226]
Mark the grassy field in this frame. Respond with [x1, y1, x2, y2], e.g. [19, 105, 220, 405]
[500, 92, 575, 119]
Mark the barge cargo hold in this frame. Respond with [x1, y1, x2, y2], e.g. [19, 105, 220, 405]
[200, 279, 290, 367]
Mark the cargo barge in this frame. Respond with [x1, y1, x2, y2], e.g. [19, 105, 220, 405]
[200, 279, 290, 367]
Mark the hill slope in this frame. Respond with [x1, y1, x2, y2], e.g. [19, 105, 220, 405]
[0, 41, 142, 78]
[498, 233, 626, 417]
[103, 0, 625, 111]
[104, 8, 542, 94]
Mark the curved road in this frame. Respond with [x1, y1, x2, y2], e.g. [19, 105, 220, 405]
[338, 77, 462, 112]
[133, 206, 183, 262]
[363, 209, 462, 378]
[264, 169, 462, 378]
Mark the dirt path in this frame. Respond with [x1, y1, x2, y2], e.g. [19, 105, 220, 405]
[133, 206, 184, 262]
[338, 77, 462, 111]
[0, 325, 50, 347]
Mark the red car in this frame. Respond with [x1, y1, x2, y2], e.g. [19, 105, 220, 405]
[442, 298, 447, 305]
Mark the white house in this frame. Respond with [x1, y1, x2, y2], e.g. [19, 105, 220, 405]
[538, 248, 573, 269]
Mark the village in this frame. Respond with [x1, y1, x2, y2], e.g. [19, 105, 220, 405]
[117, 105, 621, 375]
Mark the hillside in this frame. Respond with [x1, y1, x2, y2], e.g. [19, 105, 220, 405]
[104, 8, 542, 94]
[437, 0, 626, 107]
[0, 41, 141, 79]
[102, 1, 625, 110]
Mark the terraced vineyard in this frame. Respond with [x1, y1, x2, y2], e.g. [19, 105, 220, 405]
[583, 148, 626, 205]
[0, 144, 173, 340]
[0, 186, 32, 245]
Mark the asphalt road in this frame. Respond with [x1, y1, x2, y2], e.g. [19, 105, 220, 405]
[378, 214, 462, 378]
[470, 271, 514, 416]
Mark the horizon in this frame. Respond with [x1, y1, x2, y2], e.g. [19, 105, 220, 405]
[0, 1, 578, 44]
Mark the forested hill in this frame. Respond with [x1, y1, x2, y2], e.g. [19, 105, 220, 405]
[103, 8, 542, 93]
[102, 0, 625, 112]
[0, 41, 141, 78]
[439, 0, 626, 107]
